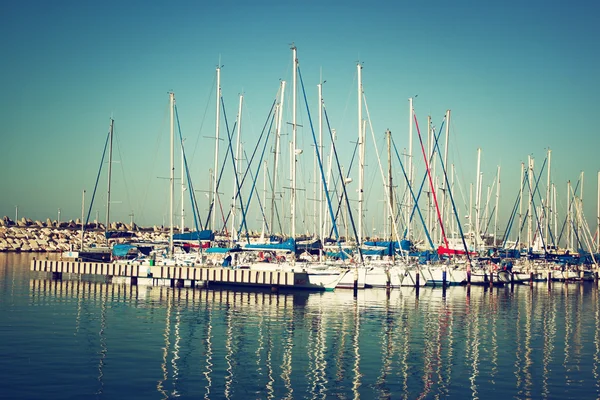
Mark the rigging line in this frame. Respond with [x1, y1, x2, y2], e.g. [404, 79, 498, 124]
[299, 66, 345, 252]
[189, 74, 217, 165]
[414, 110, 448, 249]
[175, 105, 204, 232]
[327, 140, 358, 240]
[391, 138, 435, 250]
[220, 98, 276, 235]
[402, 119, 445, 238]
[323, 104, 362, 261]
[220, 96, 251, 242]
[429, 116, 472, 263]
[265, 166, 283, 235]
[239, 148, 271, 236]
[223, 111, 275, 239]
[113, 125, 135, 227]
[362, 92, 401, 245]
[515, 158, 547, 250]
[84, 129, 110, 228]
[501, 172, 526, 249]
[556, 180, 581, 247]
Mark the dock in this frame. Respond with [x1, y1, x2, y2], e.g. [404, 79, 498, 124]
[30, 259, 308, 290]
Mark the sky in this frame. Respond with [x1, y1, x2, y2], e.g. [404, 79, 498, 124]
[1, 0, 599, 245]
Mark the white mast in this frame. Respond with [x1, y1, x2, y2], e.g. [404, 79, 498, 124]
[291, 45, 298, 241]
[271, 81, 286, 235]
[494, 165, 501, 247]
[568, 180, 572, 250]
[318, 81, 324, 245]
[357, 62, 364, 244]
[106, 118, 114, 235]
[545, 149, 552, 251]
[211, 65, 221, 232]
[527, 156, 534, 252]
[80, 189, 86, 250]
[231, 94, 243, 245]
[440, 110, 450, 242]
[407, 97, 414, 240]
[181, 137, 185, 233]
[517, 162, 524, 249]
[474, 148, 481, 249]
[597, 171, 599, 252]
[169, 92, 175, 257]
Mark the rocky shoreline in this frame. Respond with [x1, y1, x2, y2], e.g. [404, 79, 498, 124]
[0, 216, 169, 253]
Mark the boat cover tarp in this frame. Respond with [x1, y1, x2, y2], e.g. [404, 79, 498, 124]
[173, 230, 214, 241]
[244, 238, 296, 253]
[112, 244, 137, 257]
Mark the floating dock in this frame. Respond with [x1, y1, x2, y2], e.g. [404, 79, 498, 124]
[30, 259, 307, 290]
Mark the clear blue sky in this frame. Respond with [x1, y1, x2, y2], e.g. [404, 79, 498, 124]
[2, 0, 599, 242]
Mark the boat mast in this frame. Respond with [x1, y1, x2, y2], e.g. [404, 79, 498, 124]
[567, 180, 572, 250]
[517, 162, 524, 249]
[387, 129, 393, 241]
[597, 171, 599, 253]
[545, 148, 552, 251]
[291, 45, 298, 242]
[474, 148, 481, 250]
[271, 81, 286, 235]
[357, 62, 364, 245]
[231, 94, 243, 245]
[80, 189, 86, 250]
[407, 97, 414, 241]
[318, 80, 324, 247]
[105, 118, 114, 238]
[494, 165, 501, 247]
[211, 65, 221, 232]
[440, 110, 450, 243]
[527, 156, 534, 252]
[169, 92, 175, 257]
[181, 134, 185, 233]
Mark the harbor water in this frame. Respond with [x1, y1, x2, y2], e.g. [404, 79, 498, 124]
[1, 253, 600, 399]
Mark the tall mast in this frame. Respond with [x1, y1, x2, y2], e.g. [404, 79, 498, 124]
[271, 81, 286, 235]
[494, 165, 501, 247]
[211, 65, 221, 232]
[597, 171, 599, 252]
[80, 189, 86, 250]
[231, 94, 243, 245]
[527, 156, 534, 252]
[181, 134, 185, 233]
[318, 80, 324, 244]
[545, 149, 552, 251]
[568, 180, 572, 250]
[518, 162, 524, 249]
[427, 116, 433, 242]
[291, 45, 298, 241]
[169, 92, 175, 257]
[357, 62, 364, 244]
[387, 129, 394, 241]
[105, 118, 114, 236]
[474, 148, 481, 249]
[440, 110, 450, 242]
[407, 97, 414, 240]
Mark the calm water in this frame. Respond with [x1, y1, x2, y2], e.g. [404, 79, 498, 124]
[1, 253, 600, 399]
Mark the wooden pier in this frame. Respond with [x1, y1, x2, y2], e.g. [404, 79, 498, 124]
[30, 259, 307, 290]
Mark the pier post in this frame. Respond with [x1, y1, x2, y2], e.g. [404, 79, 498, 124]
[489, 269, 494, 288]
[131, 276, 138, 286]
[415, 271, 420, 288]
[467, 270, 471, 285]
[442, 268, 447, 287]
[176, 279, 184, 288]
[547, 271, 552, 284]
[530, 272, 534, 287]
[51, 272, 62, 280]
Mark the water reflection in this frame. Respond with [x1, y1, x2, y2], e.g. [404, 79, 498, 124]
[21, 272, 600, 399]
